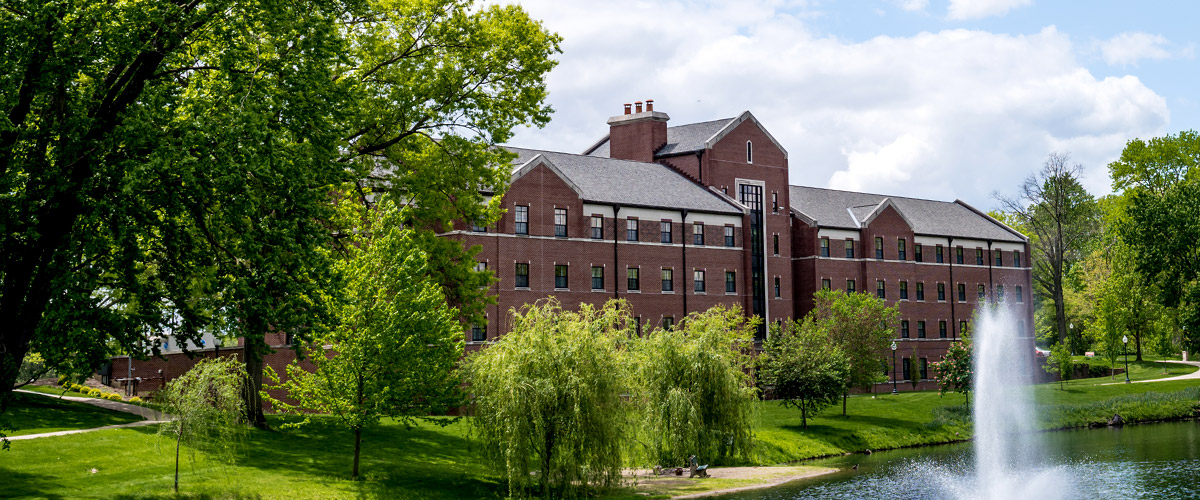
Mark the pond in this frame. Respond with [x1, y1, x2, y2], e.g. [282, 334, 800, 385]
[715, 420, 1200, 499]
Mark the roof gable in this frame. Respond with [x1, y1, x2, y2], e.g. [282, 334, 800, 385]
[582, 111, 788, 159]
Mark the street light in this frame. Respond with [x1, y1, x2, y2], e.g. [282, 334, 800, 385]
[1123, 334, 1130, 384]
[891, 341, 899, 395]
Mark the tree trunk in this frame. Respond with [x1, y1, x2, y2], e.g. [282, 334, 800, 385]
[842, 392, 848, 416]
[242, 342, 268, 429]
[175, 423, 184, 493]
[801, 403, 807, 429]
[1054, 279, 1068, 346]
[352, 427, 362, 479]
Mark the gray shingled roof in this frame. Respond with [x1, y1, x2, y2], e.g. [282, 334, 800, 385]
[790, 185, 1025, 242]
[506, 147, 742, 214]
[584, 118, 737, 158]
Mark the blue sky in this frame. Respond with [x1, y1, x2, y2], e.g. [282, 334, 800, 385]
[507, 0, 1197, 210]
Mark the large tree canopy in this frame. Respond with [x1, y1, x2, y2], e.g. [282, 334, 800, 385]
[0, 0, 560, 427]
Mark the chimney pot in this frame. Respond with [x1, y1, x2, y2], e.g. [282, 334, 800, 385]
[635, 101, 643, 113]
[624, 103, 632, 115]
[646, 99, 654, 111]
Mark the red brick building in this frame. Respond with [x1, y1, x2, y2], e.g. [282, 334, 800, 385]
[447, 100, 1034, 389]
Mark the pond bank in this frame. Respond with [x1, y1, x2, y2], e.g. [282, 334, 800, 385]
[624, 466, 838, 499]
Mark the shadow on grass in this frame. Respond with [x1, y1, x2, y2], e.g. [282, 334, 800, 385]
[7, 392, 141, 435]
[0, 468, 68, 500]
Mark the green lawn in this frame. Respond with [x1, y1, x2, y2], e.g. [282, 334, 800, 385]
[5, 392, 142, 436]
[1061, 357, 1197, 387]
[20, 384, 99, 399]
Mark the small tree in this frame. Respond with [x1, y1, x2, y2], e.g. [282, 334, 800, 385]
[907, 350, 922, 391]
[466, 299, 633, 499]
[265, 199, 464, 479]
[631, 305, 757, 467]
[760, 319, 849, 428]
[809, 289, 898, 416]
[932, 336, 972, 404]
[158, 357, 247, 493]
[1044, 343, 1073, 390]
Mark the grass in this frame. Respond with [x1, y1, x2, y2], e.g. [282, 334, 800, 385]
[20, 384, 98, 399]
[1060, 357, 1197, 387]
[5, 392, 142, 436]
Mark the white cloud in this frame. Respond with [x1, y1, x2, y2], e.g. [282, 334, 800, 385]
[1096, 32, 1192, 66]
[507, 2, 1169, 207]
[946, 0, 1032, 20]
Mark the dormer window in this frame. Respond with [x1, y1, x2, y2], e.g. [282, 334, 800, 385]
[746, 141, 753, 163]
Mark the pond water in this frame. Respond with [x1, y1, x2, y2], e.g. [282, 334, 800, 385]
[715, 420, 1200, 499]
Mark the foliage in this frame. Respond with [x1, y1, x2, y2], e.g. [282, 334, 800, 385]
[907, 350, 922, 390]
[158, 357, 247, 493]
[932, 336, 972, 404]
[630, 305, 758, 467]
[466, 299, 633, 499]
[760, 319, 849, 428]
[995, 152, 1099, 345]
[13, 353, 51, 390]
[265, 198, 464, 479]
[807, 289, 898, 414]
[1044, 343, 1073, 390]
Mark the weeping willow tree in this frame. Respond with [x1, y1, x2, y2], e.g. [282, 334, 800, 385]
[466, 299, 635, 499]
[630, 306, 758, 467]
[158, 357, 246, 493]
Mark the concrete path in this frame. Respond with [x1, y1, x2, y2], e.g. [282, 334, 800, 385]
[1101, 360, 1200, 385]
[9, 389, 170, 440]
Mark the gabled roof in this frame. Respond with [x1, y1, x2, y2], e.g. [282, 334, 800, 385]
[506, 147, 743, 214]
[583, 111, 788, 159]
[789, 185, 1026, 243]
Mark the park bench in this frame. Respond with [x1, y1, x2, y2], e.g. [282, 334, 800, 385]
[688, 455, 709, 478]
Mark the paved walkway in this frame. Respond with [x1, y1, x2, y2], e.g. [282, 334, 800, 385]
[9, 389, 170, 440]
[1101, 359, 1200, 385]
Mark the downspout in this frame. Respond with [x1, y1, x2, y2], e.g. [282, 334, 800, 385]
[948, 237, 956, 341]
[613, 205, 622, 300]
[987, 240, 995, 300]
[681, 209, 689, 318]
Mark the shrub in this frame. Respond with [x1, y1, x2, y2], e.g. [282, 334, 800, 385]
[128, 396, 143, 404]
[104, 393, 123, 401]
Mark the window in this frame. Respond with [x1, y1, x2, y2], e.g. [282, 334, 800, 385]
[937, 283, 946, 301]
[746, 140, 753, 163]
[660, 220, 672, 243]
[916, 282, 925, 301]
[285, 332, 294, 346]
[471, 324, 486, 342]
[820, 238, 830, 257]
[592, 266, 604, 290]
[1014, 250, 1022, 267]
[772, 192, 779, 212]
[515, 263, 529, 288]
[899, 280, 909, 300]
[726, 271, 736, 293]
[693, 222, 705, 245]
[694, 270, 706, 292]
[845, 239, 855, 258]
[591, 216, 603, 239]
[875, 236, 884, 259]
[977, 285, 986, 299]
[847, 279, 856, 293]
[472, 221, 487, 232]
[821, 278, 831, 290]
[475, 261, 487, 273]
[915, 243, 923, 262]
[724, 226, 735, 247]
[877, 280, 886, 299]
[514, 205, 529, 235]
[626, 218, 639, 241]
[917, 320, 926, 339]
[627, 268, 640, 291]
[956, 246, 964, 264]
[662, 268, 673, 292]
[936, 245, 944, 263]
[939, 320, 947, 339]
[898, 239, 907, 260]
[960, 320, 969, 336]
[919, 358, 928, 380]
[663, 316, 675, 330]
[774, 276, 781, 298]
[975, 248, 984, 265]
[958, 283, 966, 302]
[901, 320, 910, 338]
[554, 208, 567, 237]
[902, 357, 911, 381]
[997, 285, 1006, 301]
[995, 250, 1003, 267]
[1016, 286, 1023, 302]
[554, 264, 568, 289]
[773, 234, 779, 255]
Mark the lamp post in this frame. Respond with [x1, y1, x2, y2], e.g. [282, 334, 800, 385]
[1123, 334, 1130, 384]
[891, 341, 899, 395]
[1069, 323, 1074, 355]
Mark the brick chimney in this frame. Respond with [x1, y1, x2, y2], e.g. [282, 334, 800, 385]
[607, 99, 669, 163]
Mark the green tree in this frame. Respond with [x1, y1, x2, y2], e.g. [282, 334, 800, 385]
[265, 198, 464, 479]
[932, 336, 972, 404]
[466, 299, 633, 499]
[760, 319, 849, 428]
[158, 357, 247, 494]
[631, 305, 757, 467]
[808, 289, 898, 416]
[995, 152, 1099, 346]
[1044, 343, 1072, 390]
